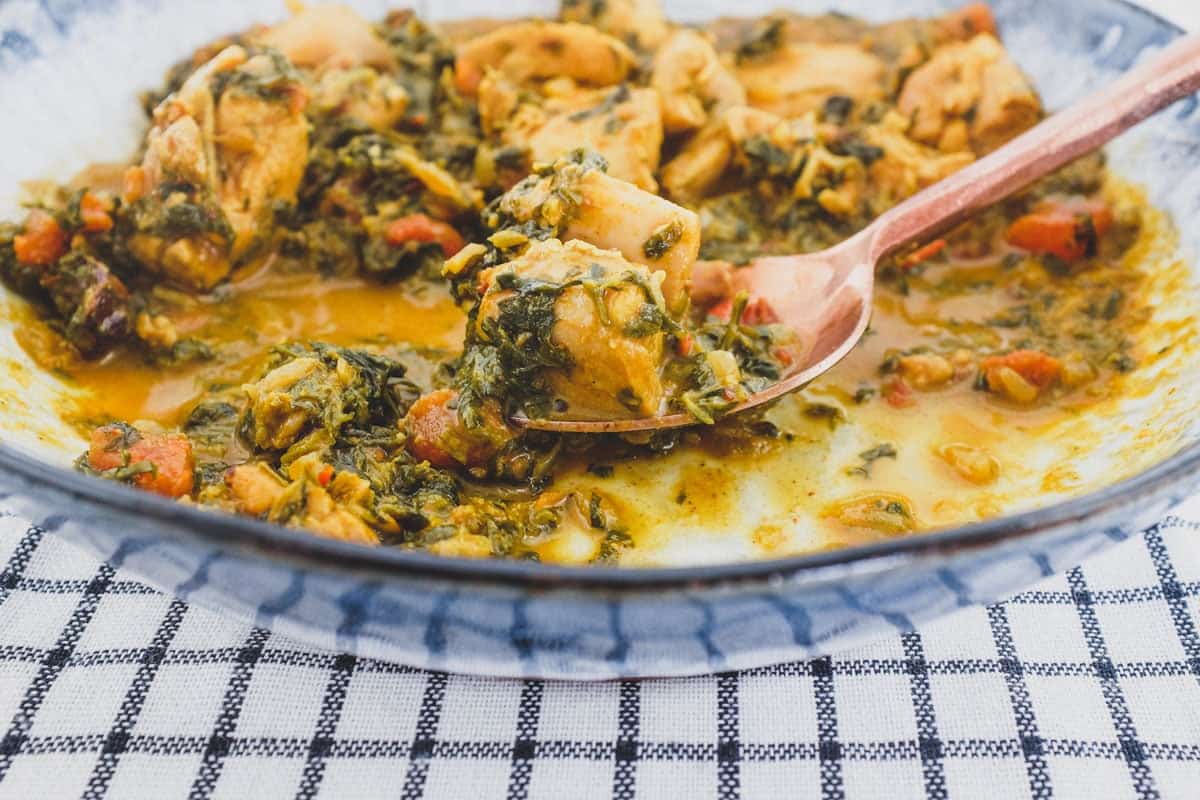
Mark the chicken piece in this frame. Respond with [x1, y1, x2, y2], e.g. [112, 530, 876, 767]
[936, 442, 999, 485]
[242, 355, 328, 451]
[476, 70, 523, 136]
[496, 156, 700, 316]
[567, 171, 698, 316]
[476, 239, 670, 420]
[514, 86, 664, 192]
[137, 45, 246, 195]
[214, 70, 310, 258]
[428, 532, 495, 558]
[241, 343, 407, 456]
[898, 353, 956, 389]
[255, 4, 394, 70]
[735, 42, 886, 118]
[651, 29, 746, 134]
[455, 21, 636, 95]
[226, 462, 286, 515]
[898, 33, 1041, 154]
[559, 0, 670, 51]
[659, 122, 731, 203]
[863, 111, 975, 207]
[229, 455, 382, 545]
[660, 104, 787, 202]
[311, 67, 409, 131]
[662, 104, 782, 200]
[289, 480, 379, 545]
[126, 46, 309, 289]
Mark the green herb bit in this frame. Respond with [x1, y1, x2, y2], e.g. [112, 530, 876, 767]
[642, 218, 685, 260]
[847, 442, 898, 478]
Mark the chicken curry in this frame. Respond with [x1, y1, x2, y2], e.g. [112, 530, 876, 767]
[0, 2, 1167, 564]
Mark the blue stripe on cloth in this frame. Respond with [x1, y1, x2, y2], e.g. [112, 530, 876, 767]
[81, 598, 188, 799]
[812, 655, 843, 799]
[986, 604, 1053, 798]
[1066, 566, 1160, 799]
[716, 672, 741, 800]
[400, 671, 448, 800]
[1143, 522, 1200, 689]
[505, 680, 544, 800]
[0, 561, 115, 783]
[611, 680, 640, 800]
[295, 653, 358, 798]
[901, 631, 947, 799]
[187, 627, 272, 800]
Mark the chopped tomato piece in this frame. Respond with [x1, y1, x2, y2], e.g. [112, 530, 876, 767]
[898, 239, 946, 269]
[88, 425, 195, 499]
[708, 297, 733, 321]
[404, 389, 510, 470]
[283, 83, 309, 115]
[676, 332, 695, 357]
[385, 214, 465, 258]
[707, 296, 779, 325]
[317, 464, 335, 487]
[406, 389, 461, 469]
[939, 2, 997, 38]
[121, 166, 146, 204]
[454, 57, 483, 96]
[1006, 198, 1112, 262]
[981, 349, 1063, 389]
[12, 210, 67, 266]
[883, 377, 916, 408]
[80, 191, 114, 233]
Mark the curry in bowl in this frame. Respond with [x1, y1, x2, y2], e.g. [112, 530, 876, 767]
[0, 1, 1189, 566]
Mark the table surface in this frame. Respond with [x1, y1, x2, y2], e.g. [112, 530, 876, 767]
[0, 2, 1198, 799]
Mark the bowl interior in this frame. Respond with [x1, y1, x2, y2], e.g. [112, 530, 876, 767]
[0, 0, 1196, 569]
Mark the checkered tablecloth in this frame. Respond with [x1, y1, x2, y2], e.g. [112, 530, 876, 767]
[0, 494, 1196, 799]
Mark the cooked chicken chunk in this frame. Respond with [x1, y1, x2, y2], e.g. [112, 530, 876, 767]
[455, 21, 636, 95]
[564, 171, 699, 316]
[125, 45, 309, 289]
[559, 0, 670, 50]
[226, 461, 379, 545]
[476, 239, 669, 419]
[735, 42, 886, 118]
[255, 4, 395, 70]
[503, 85, 664, 191]
[310, 67, 409, 131]
[497, 157, 700, 315]
[214, 78, 310, 257]
[863, 112, 976, 207]
[661, 106, 804, 203]
[898, 33, 1041, 154]
[659, 122, 731, 204]
[652, 29, 746, 134]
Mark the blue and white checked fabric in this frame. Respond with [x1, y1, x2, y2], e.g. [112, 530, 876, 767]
[0, 495, 1196, 799]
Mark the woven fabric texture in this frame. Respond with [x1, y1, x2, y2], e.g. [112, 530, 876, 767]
[0, 496, 1196, 799]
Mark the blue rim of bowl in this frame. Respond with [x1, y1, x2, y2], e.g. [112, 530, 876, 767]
[0, 0, 1195, 591]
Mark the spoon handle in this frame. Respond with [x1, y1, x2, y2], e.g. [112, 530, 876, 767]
[866, 32, 1200, 262]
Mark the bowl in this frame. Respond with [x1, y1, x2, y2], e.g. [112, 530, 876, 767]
[0, 0, 1197, 678]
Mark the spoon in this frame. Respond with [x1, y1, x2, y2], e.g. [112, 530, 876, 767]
[529, 32, 1200, 433]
